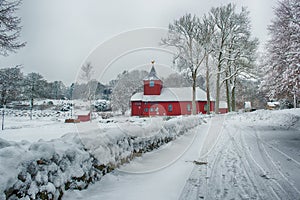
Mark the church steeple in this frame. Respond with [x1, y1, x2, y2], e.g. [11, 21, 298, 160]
[143, 61, 163, 95]
[143, 61, 161, 81]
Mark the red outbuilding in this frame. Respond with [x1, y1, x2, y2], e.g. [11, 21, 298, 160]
[76, 111, 91, 122]
[130, 64, 223, 116]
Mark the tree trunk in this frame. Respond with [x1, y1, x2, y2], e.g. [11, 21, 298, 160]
[215, 35, 226, 114]
[294, 92, 297, 108]
[30, 98, 33, 120]
[2, 104, 5, 130]
[192, 71, 197, 115]
[225, 73, 231, 112]
[215, 72, 220, 114]
[215, 51, 223, 114]
[89, 99, 92, 122]
[225, 49, 232, 112]
[1, 91, 5, 106]
[231, 76, 237, 112]
[205, 54, 211, 114]
[231, 86, 236, 111]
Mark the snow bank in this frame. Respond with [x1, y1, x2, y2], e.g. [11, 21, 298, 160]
[228, 108, 300, 130]
[0, 115, 204, 199]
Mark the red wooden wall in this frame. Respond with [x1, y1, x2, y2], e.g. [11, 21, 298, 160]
[131, 101, 215, 116]
[143, 80, 163, 95]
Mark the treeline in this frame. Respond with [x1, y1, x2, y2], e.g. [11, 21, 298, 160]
[0, 66, 111, 106]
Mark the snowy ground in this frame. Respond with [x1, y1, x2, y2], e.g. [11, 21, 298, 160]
[0, 112, 203, 199]
[0, 116, 77, 142]
[0, 109, 299, 200]
[64, 120, 209, 200]
[64, 109, 300, 200]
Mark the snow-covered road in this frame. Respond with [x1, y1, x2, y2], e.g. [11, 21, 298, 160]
[181, 110, 300, 200]
[64, 117, 211, 200]
[64, 109, 300, 200]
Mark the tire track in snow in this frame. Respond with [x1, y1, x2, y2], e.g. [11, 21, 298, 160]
[231, 125, 282, 200]
[242, 126, 300, 200]
[207, 127, 264, 200]
[180, 115, 300, 200]
[181, 115, 264, 200]
[179, 115, 224, 200]
[238, 127, 283, 200]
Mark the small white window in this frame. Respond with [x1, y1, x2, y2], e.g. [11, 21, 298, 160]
[149, 81, 154, 87]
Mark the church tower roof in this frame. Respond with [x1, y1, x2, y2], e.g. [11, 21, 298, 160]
[143, 61, 161, 81]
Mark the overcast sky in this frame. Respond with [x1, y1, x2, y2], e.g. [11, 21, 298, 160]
[1, 0, 277, 85]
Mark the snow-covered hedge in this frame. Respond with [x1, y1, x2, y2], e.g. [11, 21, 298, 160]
[1, 109, 72, 119]
[0, 115, 204, 199]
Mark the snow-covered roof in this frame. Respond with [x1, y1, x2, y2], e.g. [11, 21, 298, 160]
[143, 66, 161, 81]
[267, 102, 280, 107]
[74, 110, 90, 116]
[219, 101, 228, 109]
[131, 87, 214, 102]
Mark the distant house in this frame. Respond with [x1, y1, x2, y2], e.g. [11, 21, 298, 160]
[76, 111, 91, 122]
[219, 101, 228, 114]
[267, 101, 280, 110]
[130, 64, 224, 116]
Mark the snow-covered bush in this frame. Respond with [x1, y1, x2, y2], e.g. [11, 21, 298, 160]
[0, 115, 204, 199]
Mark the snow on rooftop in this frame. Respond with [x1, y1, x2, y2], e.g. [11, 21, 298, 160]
[267, 101, 280, 107]
[131, 87, 213, 102]
[219, 101, 228, 109]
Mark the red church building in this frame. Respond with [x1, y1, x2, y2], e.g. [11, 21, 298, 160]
[131, 64, 219, 116]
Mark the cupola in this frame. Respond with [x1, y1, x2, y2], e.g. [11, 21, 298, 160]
[143, 61, 163, 95]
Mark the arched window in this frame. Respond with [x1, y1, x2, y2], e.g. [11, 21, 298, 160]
[168, 104, 173, 112]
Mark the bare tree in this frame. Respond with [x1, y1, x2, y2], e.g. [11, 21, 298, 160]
[47, 81, 67, 99]
[23, 72, 47, 119]
[207, 4, 258, 112]
[163, 73, 190, 88]
[0, 0, 25, 56]
[80, 62, 94, 99]
[0, 66, 23, 105]
[162, 14, 209, 115]
[261, 0, 300, 108]
[223, 8, 258, 112]
[208, 4, 237, 113]
[79, 62, 94, 121]
[111, 70, 147, 115]
[0, 66, 23, 129]
[201, 16, 216, 114]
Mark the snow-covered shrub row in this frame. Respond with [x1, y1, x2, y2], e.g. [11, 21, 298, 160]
[1, 108, 109, 120]
[1, 115, 203, 199]
[81, 115, 203, 166]
[1, 109, 72, 119]
[0, 134, 101, 200]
